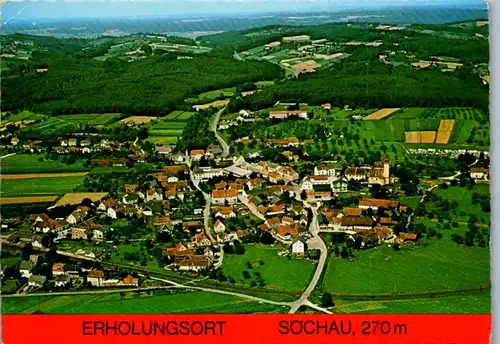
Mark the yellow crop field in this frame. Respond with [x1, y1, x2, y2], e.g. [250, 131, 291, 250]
[363, 108, 400, 120]
[55, 192, 108, 206]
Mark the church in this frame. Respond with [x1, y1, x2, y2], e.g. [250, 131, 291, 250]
[344, 154, 395, 186]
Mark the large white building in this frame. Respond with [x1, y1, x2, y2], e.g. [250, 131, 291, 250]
[193, 167, 224, 181]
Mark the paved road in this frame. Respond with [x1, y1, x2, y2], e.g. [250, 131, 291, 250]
[212, 108, 230, 157]
[188, 169, 217, 245]
[0, 152, 16, 160]
[238, 195, 266, 221]
[289, 202, 328, 314]
[150, 276, 289, 307]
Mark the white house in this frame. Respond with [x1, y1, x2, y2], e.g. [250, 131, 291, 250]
[211, 189, 238, 205]
[92, 229, 104, 243]
[291, 238, 307, 254]
[332, 178, 349, 193]
[470, 167, 489, 181]
[28, 275, 46, 287]
[301, 179, 314, 191]
[314, 163, 337, 177]
[146, 188, 163, 202]
[54, 275, 71, 287]
[214, 219, 226, 234]
[193, 167, 224, 181]
[269, 110, 309, 120]
[52, 263, 66, 277]
[215, 207, 236, 219]
[107, 207, 118, 219]
[19, 261, 33, 278]
[87, 269, 104, 287]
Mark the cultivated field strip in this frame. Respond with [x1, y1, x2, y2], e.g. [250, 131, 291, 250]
[363, 108, 401, 120]
[55, 192, 108, 206]
[0, 172, 88, 180]
[0, 196, 58, 204]
[436, 119, 455, 144]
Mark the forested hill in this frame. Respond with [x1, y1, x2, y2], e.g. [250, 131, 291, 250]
[1, 54, 283, 116]
[1, 19, 489, 116]
[228, 54, 489, 114]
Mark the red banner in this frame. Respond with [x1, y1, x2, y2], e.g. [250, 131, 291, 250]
[2, 314, 491, 343]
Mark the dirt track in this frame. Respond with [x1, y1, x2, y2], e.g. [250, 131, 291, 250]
[1, 172, 88, 180]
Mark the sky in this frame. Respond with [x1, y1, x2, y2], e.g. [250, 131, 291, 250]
[0, 0, 487, 21]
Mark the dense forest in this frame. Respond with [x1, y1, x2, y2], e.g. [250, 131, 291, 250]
[2, 54, 283, 116]
[1, 20, 489, 116]
[228, 48, 489, 113]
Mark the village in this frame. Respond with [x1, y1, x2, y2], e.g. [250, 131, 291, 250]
[0, 99, 491, 313]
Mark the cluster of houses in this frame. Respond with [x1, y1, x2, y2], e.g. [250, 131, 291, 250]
[17, 256, 140, 289]
[470, 167, 490, 183]
[317, 198, 416, 248]
[28, 208, 103, 245]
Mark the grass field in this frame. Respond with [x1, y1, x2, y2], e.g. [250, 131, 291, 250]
[185, 87, 235, 104]
[1, 176, 85, 197]
[145, 137, 178, 144]
[322, 229, 490, 294]
[334, 293, 491, 314]
[390, 108, 429, 119]
[429, 184, 490, 223]
[399, 196, 421, 209]
[222, 245, 315, 292]
[2, 291, 287, 314]
[57, 113, 123, 125]
[148, 120, 186, 143]
[20, 117, 73, 133]
[1, 155, 90, 174]
[1, 110, 46, 123]
[164, 111, 197, 121]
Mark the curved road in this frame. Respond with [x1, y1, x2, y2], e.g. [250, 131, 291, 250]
[212, 108, 230, 157]
[289, 202, 328, 313]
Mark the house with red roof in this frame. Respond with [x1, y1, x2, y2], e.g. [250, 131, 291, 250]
[190, 150, 205, 161]
[165, 242, 193, 257]
[358, 199, 399, 211]
[192, 233, 212, 247]
[174, 255, 212, 272]
[211, 189, 238, 205]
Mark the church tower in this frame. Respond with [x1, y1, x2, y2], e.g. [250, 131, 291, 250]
[383, 153, 390, 184]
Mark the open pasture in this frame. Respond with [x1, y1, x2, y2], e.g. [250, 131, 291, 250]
[2, 291, 286, 314]
[363, 108, 400, 120]
[222, 245, 315, 292]
[322, 229, 490, 295]
[1, 154, 89, 174]
[57, 113, 123, 125]
[1, 111, 46, 123]
[1, 176, 85, 197]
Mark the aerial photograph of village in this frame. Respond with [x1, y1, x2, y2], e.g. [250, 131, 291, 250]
[0, 0, 491, 315]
